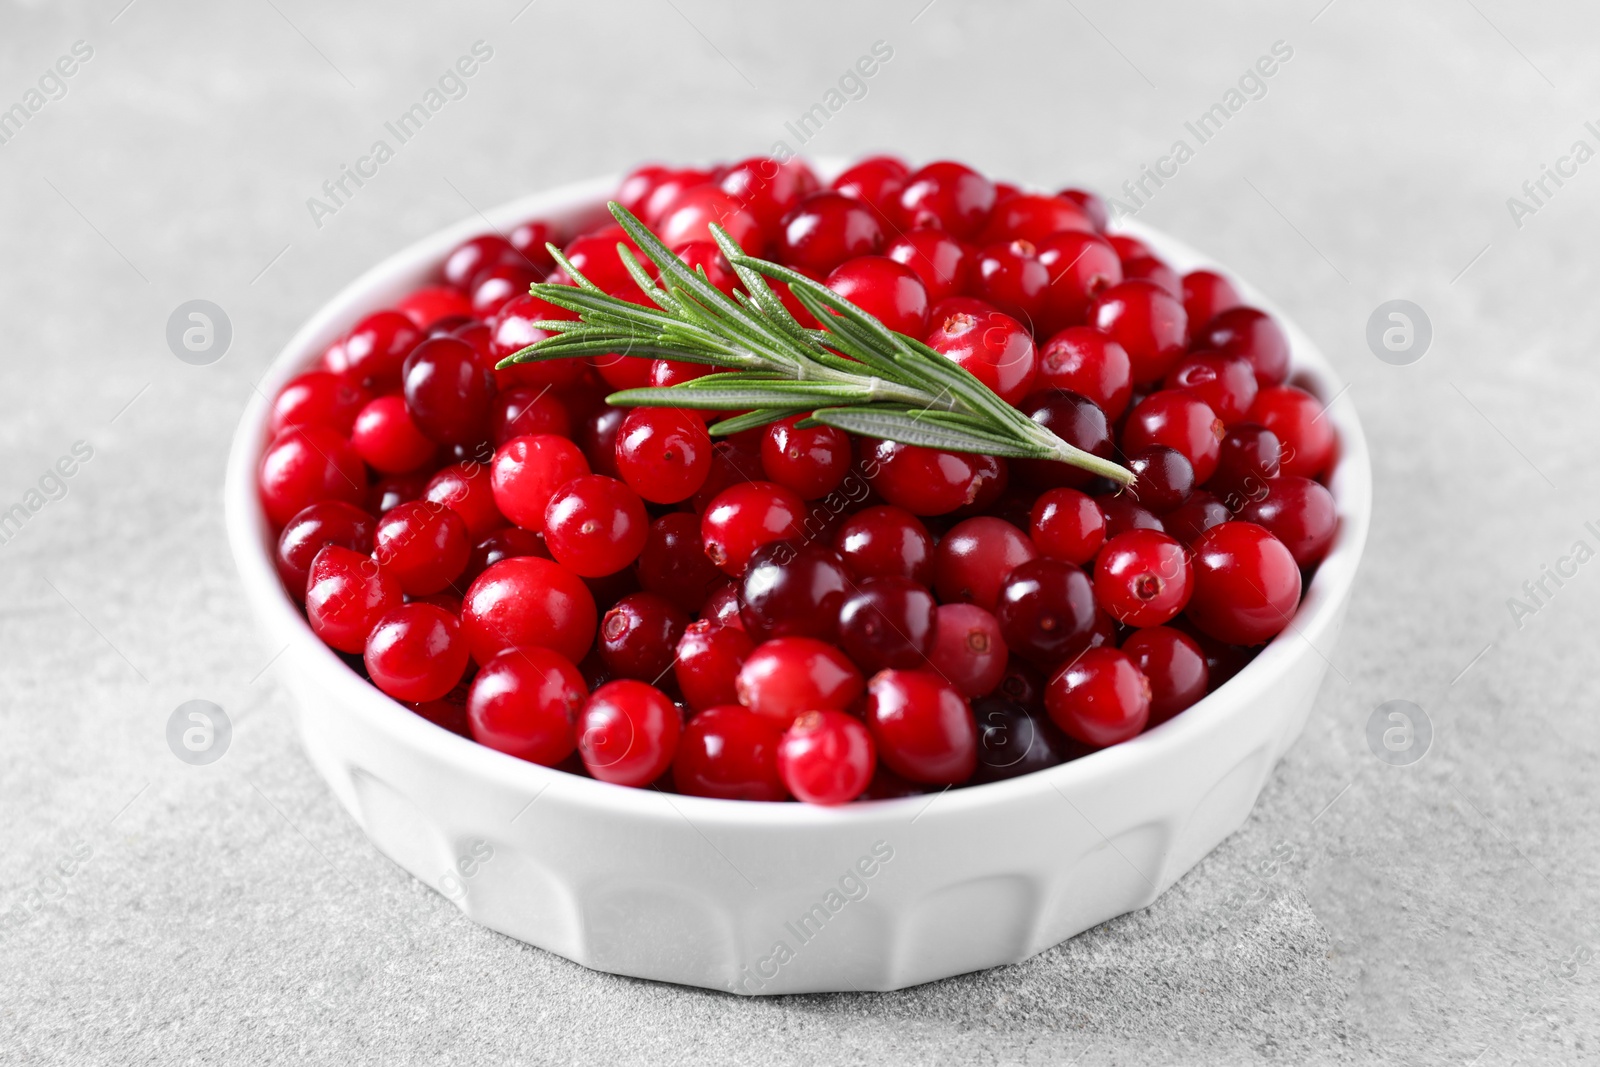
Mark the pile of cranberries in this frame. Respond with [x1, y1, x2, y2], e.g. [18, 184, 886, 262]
[258, 154, 1339, 806]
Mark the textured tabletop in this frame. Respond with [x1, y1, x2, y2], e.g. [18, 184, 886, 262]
[2, 1, 1597, 1063]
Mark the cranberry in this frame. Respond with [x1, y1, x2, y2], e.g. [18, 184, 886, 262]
[1029, 488, 1106, 566]
[666, 240, 739, 298]
[739, 540, 850, 642]
[350, 395, 435, 473]
[489, 434, 589, 531]
[864, 439, 1005, 516]
[419, 461, 501, 540]
[491, 386, 572, 445]
[1124, 445, 1195, 513]
[1237, 476, 1338, 567]
[508, 218, 559, 270]
[617, 163, 675, 215]
[444, 234, 515, 290]
[675, 619, 756, 712]
[760, 415, 851, 499]
[577, 405, 627, 478]
[1120, 626, 1208, 726]
[470, 262, 542, 318]
[1185, 521, 1302, 646]
[1059, 188, 1110, 231]
[577, 680, 681, 787]
[374, 500, 470, 596]
[342, 310, 421, 391]
[1044, 647, 1150, 748]
[778, 710, 875, 805]
[776, 192, 884, 274]
[1106, 235, 1151, 261]
[411, 688, 471, 737]
[304, 545, 401, 653]
[970, 240, 1050, 325]
[1098, 494, 1166, 539]
[558, 230, 641, 294]
[276, 501, 376, 597]
[674, 705, 788, 801]
[736, 637, 864, 726]
[641, 168, 718, 224]
[826, 256, 930, 336]
[461, 556, 596, 665]
[364, 603, 469, 703]
[1093, 529, 1193, 627]
[924, 303, 1038, 406]
[656, 184, 766, 254]
[1120, 255, 1181, 299]
[1164, 490, 1231, 546]
[1246, 385, 1336, 479]
[885, 229, 969, 305]
[1181, 271, 1243, 335]
[700, 581, 744, 629]
[927, 602, 1008, 698]
[402, 335, 497, 447]
[701, 481, 807, 575]
[1209, 424, 1282, 510]
[898, 161, 996, 239]
[592, 354, 655, 396]
[397, 285, 473, 330]
[832, 505, 935, 585]
[1035, 232, 1123, 334]
[613, 407, 712, 504]
[1194, 307, 1289, 387]
[1122, 390, 1224, 483]
[1089, 280, 1189, 385]
[978, 193, 1094, 244]
[865, 669, 977, 785]
[632, 516, 718, 613]
[969, 697, 1073, 784]
[467, 646, 584, 766]
[1013, 390, 1114, 490]
[997, 658, 1047, 711]
[722, 155, 820, 226]
[995, 558, 1100, 669]
[830, 155, 909, 220]
[689, 437, 767, 514]
[599, 591, 689, 681]
[543, 474, 649, 577]
[1165, 352, 1258, 425]
[934, 516, 1038, 610]
[462, 526, 547, 585]
[258, 426, 367, 528]
[370, 471, 430, 515]
[271, 371, 371, 437]
[489, 294, 585, 388]
[837, 576, 938, 673]
[1036, 326, 1133, 419]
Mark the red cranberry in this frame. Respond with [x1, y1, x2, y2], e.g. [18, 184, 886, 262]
[1121, 626, 1208, 726]
[760, 415, 851, 499]
[1106, 235, 1151, 261]
[577, 679, 681, 787]
[701, 481, 807, 575]
[1194, 307, 1289, 387]
[1185, 521, 1302, 646]
[461, 556, 596, 665]
[1247, 385, 1335, 480]
[721, 155, 821, 228]
[617, 163, 675, 215]
[1035, 232, 1123, 334]
[469, 262, 541, 318]
[258, 426, 367, 528]
[969, 697, 1073, 784]
[1237, 476, 1337, 567]
[271, 371, 371, 437]
[1013, 390, 1114, 490]
[656, 184, 766, 254]
[543, 474, 649, 577]
[1165, 352, 1258, 425]
[559, 229, 642, 293]
[398, 286, 473, 329]
[364, 602, 469, 703]
[675, 620, 756, 712]
[1037, 326, 1133, 419]
[1098, 494, 1166, 539]
[837, 576, 938, 673]
[736, 636, 864, 727]
[276, 501, 376, 598]
[675, 705, 788, 801]
[305, 545, 401, 653]
[934, 516, 1038, 610]
[971, 240, 1050, 325]
[1059, 188, 1110, 231]
[1124, 445, 1195, 514]
[996, 657, 1046, 711]
[508, 218, 559, 270]
[1120, 255, 1181, 299]
[925, 303, 1038, 406]
[491, 386, 572, 445]
[864, 439, 1006, 516]
[826, 256, 930, 337]
[374, 500, 470, 596]
[667, 240, 740, 298]
[342, 310, 421, 392]
[599, 591, 689, 681]
[1093, 529, 1193, 627]
[776, 192, 884, 274]
[1122, 390, 1224, 483]
[1209, 424, 1282, 511]
[1181, 271, 1243, 336]
[898, 161, 996, 239]
[689, 437, 767, 513]
[1029, 488, 1106, 566]
[995, 558, 1101, 669]
[614, 407, 712, 504]
[421, 461, 503, 540]
[885, 229, 969, 304]
[1164, 490, 1231, 546]
[641, 168, 718, 223]
[402, 335, 497, 447]
[700, 581, 744, 629]
[831, 155, 909, 220]
[739, 540, 851, 642]
[832, 505, 935, 585]
[489, 294, 585, 388]
[351, 395, 435, 473]
[444, 234, 515, 290]
[865, 669, 977, 785]
[778, 710, 875, 805]
[467, 647, 584, 766]
[637, 513, 724, 613]
[489, 434, 589, 531]
[1045, 647, 1150, 748]
[978, 193, 1094, 244]
[1090, 280, 1189, 385]
[927, 603, 1008, 698]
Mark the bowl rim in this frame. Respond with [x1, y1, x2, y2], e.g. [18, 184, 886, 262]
[224, 165, 1372, 830]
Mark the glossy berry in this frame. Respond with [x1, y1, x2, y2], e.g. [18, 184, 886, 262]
[271, 371, 371, 437]
[722, 154, 821, 229]
[364, 603, 469, 703]
[470, 262, 541, 318]
[397, 285, 473, 329]
[736, 636, 864, 727]
[467, 647, 585, 766]
[1013, 390, 1114, 490]
[675, 705, 789, 801]
[1029, 488, 1106, 566]
[1165, 352, 1258, 425]
[978, 193, 1094, 244]
[898, 161, 996, 239]
[577, 405, 627, 478]
[577, 680, 681, 787]
[670, 240, 739, 297]
[258, 425, 367, 528]
[461, 526, 547, 586]
[761, 416, 852, 499]
[614, 407, 712, 504]
[615, 163, 680, 216]
[1122, 390, 1224, 483]
[443, 234, 515, 290]
[1209, 424, 1282, 511]
[1044, 647, 1151, 748]
[739, 540, 850, 642]
[599, 592, 689, 681]
[1121, 256, 1181, 299]
[1037, 326, 1133, 419]
[351, 395, 436, 473]
[1246, 385, 1335, 479]
[1125, 445, 1195, 514]
[1163, 490, 1232, 546]
[864, 669, 977, 785]
[489, 434, 588, 531]
[864, 439, 1005, 516]
[1090, 280, 1189, 385]
[826, 256, 930, 337]
[995, 558, 1100, 668]
[837, 576, 938, 673]
[700, 581, 744, 629]
[833, 505, 935, 585]
[491, 386, 572, 445]
[778, 710, 875, 805]
[1237, 476, 1338, 567]
[1185, 521, 1302, 646]
[969, 697, 1073, 784]
[1194, 306, 1290, 387]
[933, 516, 1038, 610]
[508, 218, 559, 270]
[374, 500, 470, 596]
[543, 474, 649, 577]
[401, 335, 497, 447]
[276, 501, 376, 598]
[638, 513, 726, 613]
[1059, 188, 1109, 231]
[305, 545, 401, 653]
[1120, 626, 1208, 726]
[830, 154, 908, 219]
[970, 240, 1050, 325]
[655, 184, 765, 254]
[488, 294, 585, 387]
[675, 620, 756, 712]
[927, 602, 1008, 698]
[1181, 270, 1243, 331]
[559, 229, 642, 293]
[1093, 529, 1193, 627]
[885, 229, 969, 304]
[421, 460, 504, 540]
[1098, 494, 1166, 540]
[776, 192, 884, 274]
[1035, 232, 1123, 335]
[342, 310, 422, 392]
[461, 555, 596, 665]
[924, 302, 1038, 406]
[701, 481, 807, 575]
[370, 471, 429, 516]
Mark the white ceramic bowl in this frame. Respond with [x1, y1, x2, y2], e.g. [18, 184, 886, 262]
[225, 171, 1371, 995]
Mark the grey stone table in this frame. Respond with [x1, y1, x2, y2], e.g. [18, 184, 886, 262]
[2, 1, 1596, 1063]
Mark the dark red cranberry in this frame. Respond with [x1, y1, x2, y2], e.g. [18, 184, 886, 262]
[1045, 647, 1150, 748]
[1165, 352, 1258, 425]
[1090, 280, 1189, 385]
[1013, 390, 1114, 490]
[739, 540, 851, 642]
[837, 576, 938, 673]
[826, 256, 930, 336]
[1121, 626, 1208, 726]
[1163, 490, 1231, 546]
[925, 302, 1038, 406]
[777, 709, 875, 805]
[402, 335, 498, 447]
[675, 704, 788, 801]
[933, 516, 1038, 610]
[637, 512, 724, 613]
[832, 505, 935, 585]
[1124, 445, 1195, 514]
[864, 439, 1006, 516]
[700, 581, 744, 629]
[865, 669, 977, 785]
[736, 636, 864, 727]
[1209, 424, 1282, 511]
[1181, 270, 1243, 330]
[1185, 522, 1302, 646]
[969, 697, 1072, 784]
[1037, 326, 1133, 419]
[491, 386, 572, 445]
[1246, 385, 1336, 480]
[577, 679, 681, 787]
[370, 471, 430, 516]
[997, 657, 1046, 711]
[675, 620, 756, 712]
[776, 192, 885, 274]
[599, 591, 689, 681]
[898, 161, 996, 239]
[462, 526, 547, 586]
[689, 437, 768, 513]
[927, 602, 1008, 698]
[467, 646, 585, 766]
[885, 229, 969, 304]
[995, 558, 1100, 669]
[364, 602, 470, 703]
[276, 501, 377, 598]
[577, 405, 627, 478]
[1194, 307, 1289, 387]
[1237, 476, 1338, 567]
[1097, 494, 1166, 539]
[1122, 390, 1224, 483]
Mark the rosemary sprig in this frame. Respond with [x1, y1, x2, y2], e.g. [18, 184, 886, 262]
[497, 202, 1133, 486]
